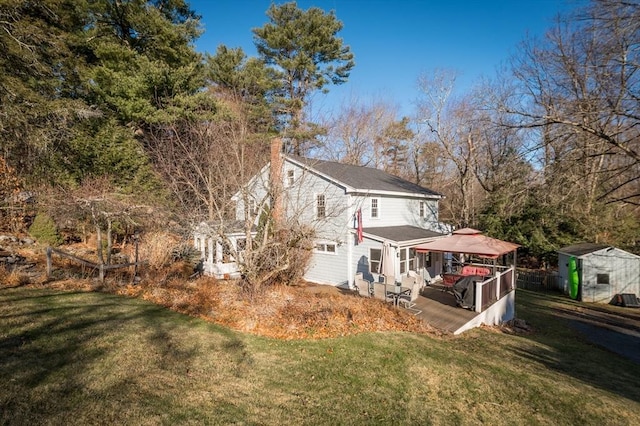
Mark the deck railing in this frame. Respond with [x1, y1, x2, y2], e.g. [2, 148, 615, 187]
[474, 266, 515, 313]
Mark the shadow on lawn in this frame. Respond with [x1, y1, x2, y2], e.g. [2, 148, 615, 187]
[0, 289, 247, 423]
[514, 290, 640, 403]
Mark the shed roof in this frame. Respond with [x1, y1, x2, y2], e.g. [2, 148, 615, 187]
[558, 243, 611, 257]
[288, 156, 442, 198]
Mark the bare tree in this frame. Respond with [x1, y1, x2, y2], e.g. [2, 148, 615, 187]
[319, 97, 398, 167]
[146, 95, 269, 223]
[415, 70, 482, 228]
[504, 0, 640, 207]
[41, 178, 160, 266]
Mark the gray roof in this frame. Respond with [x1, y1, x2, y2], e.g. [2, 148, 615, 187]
[558, 243, 611, 257]
[364, 226, 445, 244]
[289, 156, 442, 197]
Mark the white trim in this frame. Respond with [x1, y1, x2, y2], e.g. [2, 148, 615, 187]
[369, 247, 382, 274]
[347, 194, 354, 288]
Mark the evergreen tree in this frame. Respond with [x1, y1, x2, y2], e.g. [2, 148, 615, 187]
[253, 1, 355, 155]
[0, 0, 208, 194]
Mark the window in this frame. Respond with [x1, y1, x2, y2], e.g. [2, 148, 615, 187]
[408, 248, 416, 270]
[315, 242, 337, 254]
[597, 273, 610, 285]
[248, 199, 258, 216]
[370, 248, 381, 273]
[398, 248, 416, 274]
[287, 169, 295, 186]
[419, 201, 425, 218]
[236, 238, 246, 262]
[371, 198, 379, 218]
[317, 194, 326, 218]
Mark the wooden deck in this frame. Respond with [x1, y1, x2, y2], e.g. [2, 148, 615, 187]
[412, 285, 479, 333]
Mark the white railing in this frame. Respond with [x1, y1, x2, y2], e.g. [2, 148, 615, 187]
[474, 266, 515, 313]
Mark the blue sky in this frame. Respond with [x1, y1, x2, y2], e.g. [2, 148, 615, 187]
[188, 0, 580, 117]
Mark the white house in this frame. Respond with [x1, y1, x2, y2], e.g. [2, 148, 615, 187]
[194, 139, 451, 287]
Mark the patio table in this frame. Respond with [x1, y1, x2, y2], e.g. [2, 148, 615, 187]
[385, 284, 411, 306]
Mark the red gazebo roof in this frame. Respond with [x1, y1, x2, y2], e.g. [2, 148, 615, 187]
[415, 228, 519, 259]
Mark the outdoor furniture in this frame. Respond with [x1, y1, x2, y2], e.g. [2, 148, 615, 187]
[385, 283, 411, 306]
[356, 277, 372, 297]
[461, 265, 491, 277]
[399, 281, 422, 315]
[373, 282, 394, 303]
[441, 265, 491, 292]
[401, 275, 416, 288]
[452, 275, 483, 310]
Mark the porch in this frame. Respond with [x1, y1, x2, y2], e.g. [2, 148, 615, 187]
[414, 286, 479, 333]
[413, 266, 517, 334]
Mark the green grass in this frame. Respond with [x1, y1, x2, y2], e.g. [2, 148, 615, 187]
[1, 288, 639, 425]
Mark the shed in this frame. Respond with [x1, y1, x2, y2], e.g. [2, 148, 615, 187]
[557, 243, 640, 303]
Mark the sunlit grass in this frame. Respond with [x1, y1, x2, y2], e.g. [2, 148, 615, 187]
[1, 288, 639, 425]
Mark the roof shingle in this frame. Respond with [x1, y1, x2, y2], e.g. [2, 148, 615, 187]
[289, 156, 442, 197]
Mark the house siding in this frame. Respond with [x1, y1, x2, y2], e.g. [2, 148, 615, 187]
[282, 162, 348, 240]
[352, 195, 439, 230]
[352, 237, 390, 284]
[305, 242, 349, 286]
[234, 165, 270, 221]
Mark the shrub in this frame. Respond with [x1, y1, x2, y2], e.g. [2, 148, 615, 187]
[28, 213, 63, 246]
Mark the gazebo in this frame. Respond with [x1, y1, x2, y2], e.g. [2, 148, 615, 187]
[413, 228, 520, 327]
[414, 227, 519, 266]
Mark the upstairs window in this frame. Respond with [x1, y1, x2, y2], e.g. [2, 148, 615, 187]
[371, 198, 379, 218]
[287, 169, 295, 186]
[419, 201, 426, 218]
[248, 199, 258, 216]
[317, 194, 326, 218]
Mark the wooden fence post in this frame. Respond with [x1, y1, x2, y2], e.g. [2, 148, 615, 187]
[46, 247, 52, 279]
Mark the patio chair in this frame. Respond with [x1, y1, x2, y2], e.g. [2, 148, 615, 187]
[355, 277, 372, 297]
[401, 275, 416, 288]
[373, 282, 393, 303]
[399, 281, 422, 315]
[382, 274, 395, 285]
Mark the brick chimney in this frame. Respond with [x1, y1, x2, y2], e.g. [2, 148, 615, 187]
[269, 137, 284, 228]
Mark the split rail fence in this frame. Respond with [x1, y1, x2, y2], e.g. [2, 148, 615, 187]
[46, 247, 144, 282]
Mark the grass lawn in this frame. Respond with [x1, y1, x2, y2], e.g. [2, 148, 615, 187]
[1, 287, 639, 425]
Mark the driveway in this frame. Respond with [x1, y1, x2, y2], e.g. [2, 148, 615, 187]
[569, 320, 640, 365]
[560, 304, 640, 365]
